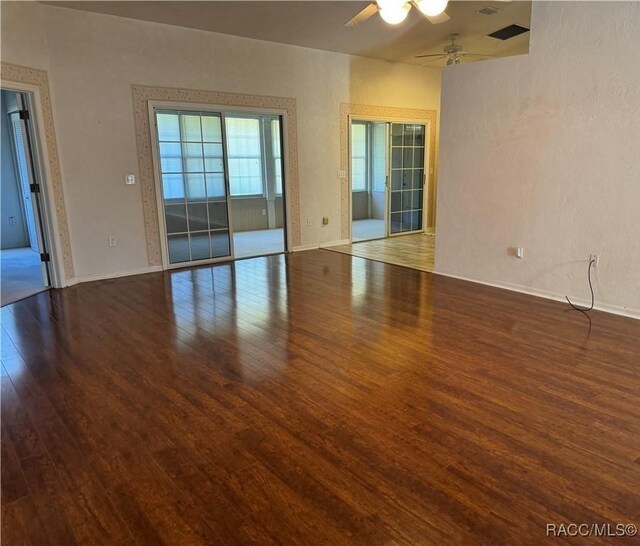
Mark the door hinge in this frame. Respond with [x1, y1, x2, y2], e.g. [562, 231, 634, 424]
[40, 253, 50, 262]
[30, 183, 41, 193]
[19, 110, 30, 120]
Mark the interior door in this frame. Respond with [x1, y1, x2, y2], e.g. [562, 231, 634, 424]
[9, 111, 39, 252]
[155, 109, 233, 266]
[388, 123, 426, 235]
[10, 94, 51, 286]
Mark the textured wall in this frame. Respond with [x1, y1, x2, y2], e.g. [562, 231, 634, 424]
[436, 1, 640, 316]
[0, 1, 440, 279]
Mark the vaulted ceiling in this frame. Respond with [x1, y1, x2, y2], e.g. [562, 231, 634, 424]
[44, 1, 532, 67]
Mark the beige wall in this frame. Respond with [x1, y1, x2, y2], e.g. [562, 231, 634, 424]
[0, 1, 441, 280]
[435, 1, 640, 317]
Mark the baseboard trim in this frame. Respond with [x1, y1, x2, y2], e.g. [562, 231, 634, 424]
[319, 239, 350, 248]
[65, 265, 164, 286]
[433, 270, 640, 320]
[292, 244, 320, 252]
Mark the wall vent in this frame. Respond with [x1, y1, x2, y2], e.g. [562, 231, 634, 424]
[478, 6, 499, 16]
[487, 24, 530, 40]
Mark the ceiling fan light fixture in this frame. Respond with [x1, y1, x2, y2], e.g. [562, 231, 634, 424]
[378, 0, 411, 24]
[416, 0, 449, 17]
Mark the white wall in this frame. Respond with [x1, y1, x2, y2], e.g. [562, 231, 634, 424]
[0, 1, 440, 280]
[435, 1, 640, 317]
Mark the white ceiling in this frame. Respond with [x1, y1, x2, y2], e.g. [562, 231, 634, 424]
[44, 1, 532, 67]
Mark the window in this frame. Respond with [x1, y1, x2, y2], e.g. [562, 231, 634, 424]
[371, 122, 387, 192]
[351, 123, 367, 192]
[271, 119, 283, 195]
[156, 111, 226, 202]
[157, 110, 285, 202]
[225, 118, 263, 197]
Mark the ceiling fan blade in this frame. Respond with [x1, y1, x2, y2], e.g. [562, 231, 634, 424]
[461, 52, 497, 57]
[415, 53, 448, 58]
[344, 2, 379, 27]
[425, 11, 450, 24]
[421, 55, 448, 66]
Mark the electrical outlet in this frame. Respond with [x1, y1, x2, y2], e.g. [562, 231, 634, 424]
[590, 253, 599, 267]
[125, 174, 136, 185]
[8, 216, 16, 225]
[261, 209, 266, 216]
[108, 236, 117, 247]
[306, 218, 313, 227]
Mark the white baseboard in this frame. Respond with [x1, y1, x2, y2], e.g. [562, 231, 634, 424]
[65, 265, 163, 286]
[292, 244, 320, 252]
[320, 239, 350, 248]
[291, 239, 351, 252]
[433, 270, 640, 321]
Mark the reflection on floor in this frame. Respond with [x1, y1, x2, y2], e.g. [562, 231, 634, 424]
[234, 228, 284, 259]
[4, 251, 638, 544]
[352, 219, 385, 242]
[1, 247, 46, 306]
[329, 232, 435, 272]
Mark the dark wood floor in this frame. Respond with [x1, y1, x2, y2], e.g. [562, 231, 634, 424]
[1, 250, 639, 545]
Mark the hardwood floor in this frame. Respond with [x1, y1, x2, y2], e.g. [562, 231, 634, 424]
[1, 250, 639, 545]
[329, 233, 435, 272]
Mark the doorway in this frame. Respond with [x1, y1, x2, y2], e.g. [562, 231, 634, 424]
[1, 89, 52, 306]
[351, 121, 386, 242]
[350, 119, 427, 242]
[151, 105, 287, 268]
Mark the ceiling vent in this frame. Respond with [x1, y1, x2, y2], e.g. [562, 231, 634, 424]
[487, 24, 530, 40]
[478, 6, 499, 16]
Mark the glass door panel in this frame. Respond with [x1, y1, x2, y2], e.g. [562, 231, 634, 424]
[389, 123, 426, 235]
[155, 110, 232, 265]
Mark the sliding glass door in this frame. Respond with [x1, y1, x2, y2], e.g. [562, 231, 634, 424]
[155, 110, 232, 265]
[389, 123, 426, 235]
[350, 120, 427, 242]
[153, 107, 287, 267]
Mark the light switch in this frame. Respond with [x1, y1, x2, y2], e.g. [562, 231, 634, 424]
[125, 174, 136, 185]
[337, 170, 347, 179]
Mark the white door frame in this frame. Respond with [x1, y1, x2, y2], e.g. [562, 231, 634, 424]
[347, 114, 431, 244]
[148, 100, 291, 270]
[1, 85, 63, 288]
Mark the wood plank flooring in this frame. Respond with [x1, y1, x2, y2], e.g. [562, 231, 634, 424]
[1, 250, 639, 545]
[329, 233, 435, 272]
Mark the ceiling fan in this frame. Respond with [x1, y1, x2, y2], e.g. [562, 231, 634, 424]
[345, 0, 451, 26]
[415, 34, 496, 65]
